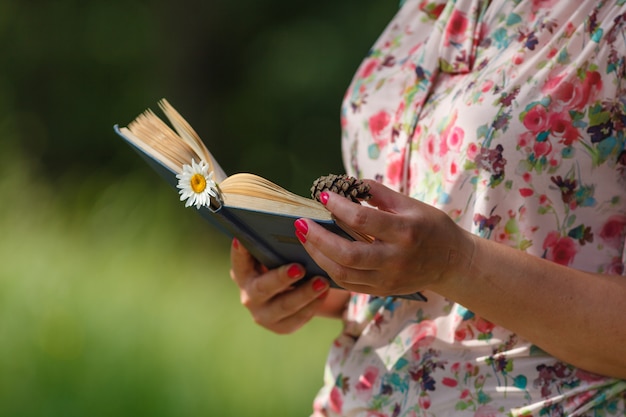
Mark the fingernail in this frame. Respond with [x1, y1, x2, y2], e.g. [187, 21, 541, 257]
[312, 278, 327, 292]
[294, 219, 308, 234]
[294, 219, 308, 243]
[232, 237, 240, 249]
[319, 192, 329, 205]
[287, 264, 302, 279]
[296, 230, 307, 244]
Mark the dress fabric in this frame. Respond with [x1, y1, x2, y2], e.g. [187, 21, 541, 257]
[312, 1, 626, 416]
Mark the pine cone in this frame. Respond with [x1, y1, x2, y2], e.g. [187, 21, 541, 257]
[311, 174, 372, 204]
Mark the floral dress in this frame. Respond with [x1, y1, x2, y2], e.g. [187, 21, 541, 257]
[312, 1, 626, 416]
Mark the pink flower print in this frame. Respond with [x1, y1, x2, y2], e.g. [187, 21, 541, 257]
[444, 9, 469, 46]
[548, 111, 569, 134]
[386, 149, 405, 187]
[475, 317, 495, 337]
[556, 81, 590, 112]
[460, 388, 471, 399]
[445, 159, 459, 183]
[551, 80, 578, 107]
[531, 0, 559, 10]
[442, 377, 458, 387]
[599, 215, 626, 250]
[355, 366, 379, 400]
[410, 320, 437, 348]
[543, 231, 578, 266]
[543, 70, 603, 112]
[455, 328, 468, 341]
[329, 386, 343, 414]
[368, 110, 391, 148]
[419, 1, 446, 20]
[542, 72, 565, 95]
[522, 104, 549, 133]
[606, 257, 625, 275]
[340, 114, 348, 128]
[519, 188, 534, 197]
[360, 58, 379, 79]
[532, 135, 553, 158]
[466, 142, 479, 161]
[548, 111, 579, 146]
[582, 70, 603, 101]
[481, 79, 494, 93]
[418, 393, 431, 410]
[424, 134, 438, 162]
[446, 126, 464, 153]
[517, 131, 534, 149]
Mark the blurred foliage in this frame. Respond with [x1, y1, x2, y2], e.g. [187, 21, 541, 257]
[1, 0, 397, 194]
[0, 0, 398, 416]
[0, 147, 340, 416]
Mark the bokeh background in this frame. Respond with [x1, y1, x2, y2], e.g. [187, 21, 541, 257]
[0, 1, 398, 416]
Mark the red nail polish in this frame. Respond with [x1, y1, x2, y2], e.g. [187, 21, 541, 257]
[287, 264, 302, 279]
[232, 238, 240, 249]
[295, 230, 307, 244]
[319, 192, 329, 205]
[312, 278, 326, 292]
[294, 218, 308, 235]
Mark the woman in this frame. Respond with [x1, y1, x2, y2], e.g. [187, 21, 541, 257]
[230, 0, 626, 415]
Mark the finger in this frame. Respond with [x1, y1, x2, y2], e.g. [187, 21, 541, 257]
[263, 296, 326, 335]
[252, 278, 331, 333]
[321, 188, 406, 242]
[296, 220, 389, 293]
[245, 263, 307, 304]
[231, 238, 300, 305]
[229, 238, 261, 287]
[297, 234, 418, 297]
[296, 218, 389, 271]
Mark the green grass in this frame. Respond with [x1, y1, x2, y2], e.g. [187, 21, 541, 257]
[0, 149, 340, 417]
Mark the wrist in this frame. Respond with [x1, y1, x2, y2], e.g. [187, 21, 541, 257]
[427, 228, 477, 296]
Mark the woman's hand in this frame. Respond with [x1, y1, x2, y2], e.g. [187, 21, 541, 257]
[296, 180, 626, 378]
[229, 238, 349, 334]
[294, 179, 475, 297]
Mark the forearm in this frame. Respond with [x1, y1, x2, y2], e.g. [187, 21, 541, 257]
[432, 230, 626, 379]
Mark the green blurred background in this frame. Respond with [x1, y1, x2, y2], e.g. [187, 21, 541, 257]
[0, 1, 397, 416]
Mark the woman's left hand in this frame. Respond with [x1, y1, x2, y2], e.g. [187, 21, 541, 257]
[294, 179, 475, 297]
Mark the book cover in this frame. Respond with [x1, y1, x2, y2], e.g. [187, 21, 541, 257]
[114, 100, 426, 302]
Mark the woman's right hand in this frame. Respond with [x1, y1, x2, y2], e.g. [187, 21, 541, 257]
[229, 238, 349, 334]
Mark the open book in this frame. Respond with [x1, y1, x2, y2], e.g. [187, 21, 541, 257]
[114, 99, 426, 301]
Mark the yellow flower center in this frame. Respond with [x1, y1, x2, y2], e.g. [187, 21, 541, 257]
[190, 173, 207, 193]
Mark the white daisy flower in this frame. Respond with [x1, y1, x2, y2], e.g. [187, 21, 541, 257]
[176, 160, 218, 209]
